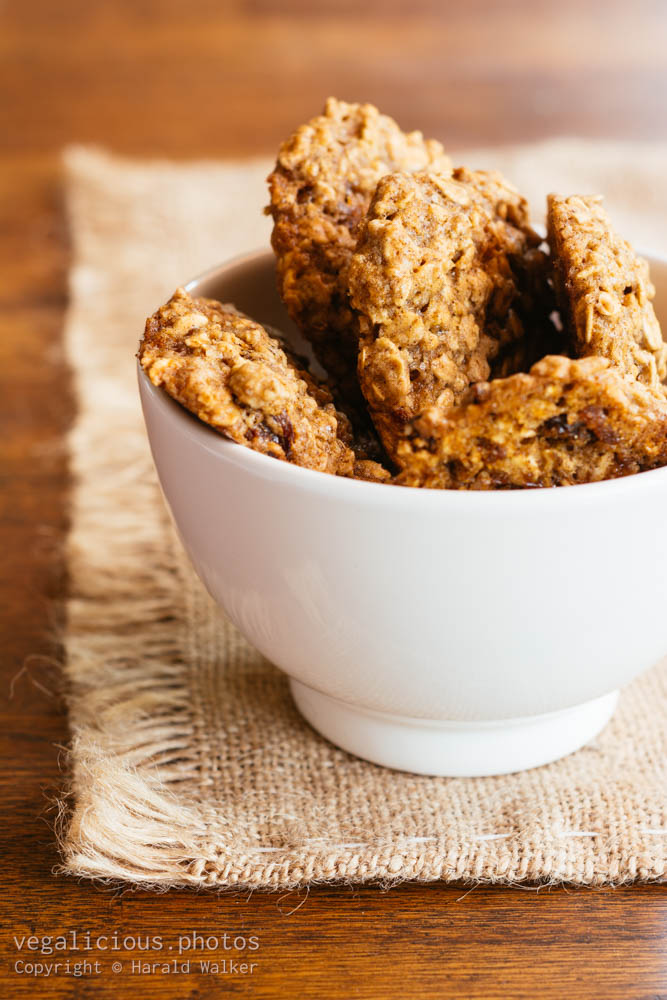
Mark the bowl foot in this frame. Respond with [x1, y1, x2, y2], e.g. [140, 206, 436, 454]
[289, 680, 619, 776]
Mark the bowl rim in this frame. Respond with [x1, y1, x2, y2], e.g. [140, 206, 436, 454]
[139, 248, 667, 508]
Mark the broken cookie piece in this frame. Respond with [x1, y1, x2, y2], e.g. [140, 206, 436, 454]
[267, 98, 451, 390]
[349, 168, 551, 461]
[352, 458, 392, 483]
[547, 193, 667, 391]
[395, 355, 667, 489]
[139, 288, 356, 476]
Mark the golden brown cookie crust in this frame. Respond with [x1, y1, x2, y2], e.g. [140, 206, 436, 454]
[139, 288, 356, 475]
[351, 458, 392, 483]
[395, 355, 667, 490]
[349, 168, 549, 462]
[267, 98, 451, 386]
[547, 193, 667, 390]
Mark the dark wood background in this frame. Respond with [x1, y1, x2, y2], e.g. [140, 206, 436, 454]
[1, 1, 666, 997]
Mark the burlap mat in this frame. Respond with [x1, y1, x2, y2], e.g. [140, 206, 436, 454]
[61, 141, 667, 888]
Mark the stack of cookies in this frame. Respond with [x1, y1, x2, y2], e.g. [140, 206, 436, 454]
[139, 99, 667, 489]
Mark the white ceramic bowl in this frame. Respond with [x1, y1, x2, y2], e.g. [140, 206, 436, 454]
[138, 250, 667, 776]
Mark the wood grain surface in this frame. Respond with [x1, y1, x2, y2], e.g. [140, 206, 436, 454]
[1, 2, 666, 998]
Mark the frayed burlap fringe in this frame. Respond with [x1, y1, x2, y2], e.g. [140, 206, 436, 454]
[60, 143, 667, 888]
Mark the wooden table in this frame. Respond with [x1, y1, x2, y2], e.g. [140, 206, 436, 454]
[1, 2, 665, 997]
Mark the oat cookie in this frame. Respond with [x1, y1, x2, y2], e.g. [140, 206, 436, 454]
[396, 355, 667, 490]
[139, 288, 356, 475]
[349, 168, 551, 460]
[267, 98, 451, 387]
[351, 458, 392, 483]
[548, 194, 667, 390]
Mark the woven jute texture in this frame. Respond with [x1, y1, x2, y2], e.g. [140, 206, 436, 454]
[61, 142, 667, 888]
